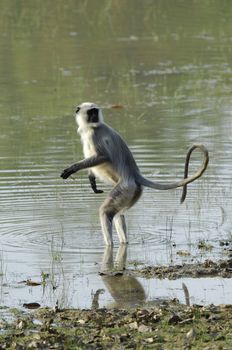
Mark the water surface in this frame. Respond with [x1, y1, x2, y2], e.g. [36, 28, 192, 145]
[0, 0, 232, 309]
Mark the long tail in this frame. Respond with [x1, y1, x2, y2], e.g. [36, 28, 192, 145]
[180, 144, 209, 203]
[136, 144, 209, 203]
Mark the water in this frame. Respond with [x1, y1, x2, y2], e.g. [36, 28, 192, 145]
[1, 0, 232, 309]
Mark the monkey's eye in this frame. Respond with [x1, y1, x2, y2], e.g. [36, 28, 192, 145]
[76, 107, 80, 113]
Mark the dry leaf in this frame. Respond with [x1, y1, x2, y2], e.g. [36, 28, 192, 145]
[26, 280, 42, 286]
[111, 104, 124, 109]
[18, 279, 42, 286]
[177, 250, 191, 256]
[23, 302, 41, 309]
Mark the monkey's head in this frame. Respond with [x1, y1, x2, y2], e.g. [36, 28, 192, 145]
[75, 102, 103, 128]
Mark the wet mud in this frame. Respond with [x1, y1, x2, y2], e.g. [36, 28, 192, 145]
[1, 254, 232, 349]
[132, 258, 232, 279]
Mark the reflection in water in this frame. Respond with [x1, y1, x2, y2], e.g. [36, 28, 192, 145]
[91, 289, 105, 310]
[182, 282, 190, 307]
[99, 246, 146, 308]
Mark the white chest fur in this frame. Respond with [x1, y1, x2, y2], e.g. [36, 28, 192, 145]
[77, 126, 118, 185]
[78, 127, 96, 158]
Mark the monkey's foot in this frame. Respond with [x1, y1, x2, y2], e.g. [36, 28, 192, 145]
[94, 189, 104, 194]
[99, 270, 124, 276]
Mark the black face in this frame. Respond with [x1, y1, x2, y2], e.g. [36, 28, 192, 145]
[87, 108, 99, 123]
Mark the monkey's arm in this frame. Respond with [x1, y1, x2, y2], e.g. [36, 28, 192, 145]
[60, 155, 108, 179]
[88, 172, 104, 194]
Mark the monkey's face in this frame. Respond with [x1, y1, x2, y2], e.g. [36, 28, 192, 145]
[75, 102, 103, 128]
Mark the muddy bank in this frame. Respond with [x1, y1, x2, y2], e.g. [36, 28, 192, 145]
[0, 301, 232, 349]
[1, 256, 232, 349]
[131, 258, 232, 280]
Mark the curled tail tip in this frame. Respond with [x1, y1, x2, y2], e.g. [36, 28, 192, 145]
[180, 187, 187, 203]
[193, 143, 204, 147]
[191, 143, 209, 155]
[180, 196, 185, 204]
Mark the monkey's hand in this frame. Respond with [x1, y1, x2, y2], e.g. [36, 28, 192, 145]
[88, 173, 104, 194]
[60, 166, 76, 179]
[61, 156, 108, 181]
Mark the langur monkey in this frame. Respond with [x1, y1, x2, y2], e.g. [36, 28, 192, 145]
[61, 102, 209, 246]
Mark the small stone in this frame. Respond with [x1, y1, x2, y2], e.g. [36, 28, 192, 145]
[185, 328, 196, 342]
[77, 319, 86, 324]
[137, 309, 149, 318]
[146, 337, 154, 343]
[129, 321, 138, 329]
[177, 250, 190, 256]
[207, 314, 221, 322]
[16, 320, 25, 330]
[138, 324, 151, 333]
[23, 302, 40, 310]
[153, 314, 161, 322]
[168, 314, 182, 324]
[28, 341, 39, 348]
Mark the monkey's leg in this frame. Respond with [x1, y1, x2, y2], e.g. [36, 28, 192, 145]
[99, 187, 123, 245]
[114, 214, 127, 244]
[88, 172, 104, 194]
[99, 205, 116, 246]
[99, 183, 141, 246]
[101, 245, 113, 272]
[115, 244, 127, 270]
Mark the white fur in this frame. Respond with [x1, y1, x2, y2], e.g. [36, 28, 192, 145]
[76, 103, 117, 185]
[76, 102, 103, 131]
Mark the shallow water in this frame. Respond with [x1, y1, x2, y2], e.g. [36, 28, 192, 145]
[0, 0, 232, 309]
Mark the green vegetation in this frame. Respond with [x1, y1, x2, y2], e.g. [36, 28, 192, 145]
[1, 302, 232, 349]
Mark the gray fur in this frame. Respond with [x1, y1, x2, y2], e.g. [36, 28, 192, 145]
[92, 123, 140, 182]
[61, 102, 209, 246]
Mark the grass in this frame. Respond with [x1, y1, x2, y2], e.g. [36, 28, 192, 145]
[1, 301, 232, 349]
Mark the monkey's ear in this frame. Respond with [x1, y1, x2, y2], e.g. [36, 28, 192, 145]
[87, 108, 99, 123]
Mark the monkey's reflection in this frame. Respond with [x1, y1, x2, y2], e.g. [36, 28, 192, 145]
[94, 245, 146, 308]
